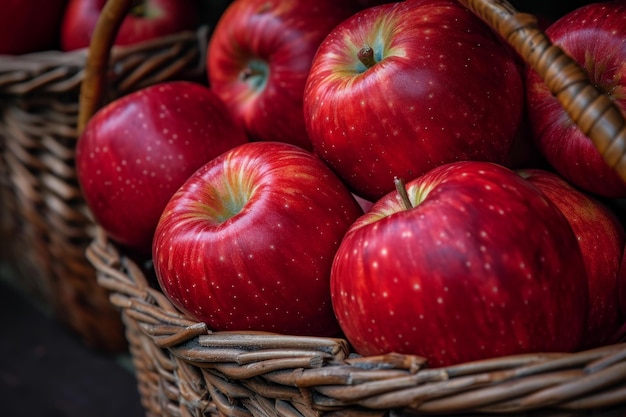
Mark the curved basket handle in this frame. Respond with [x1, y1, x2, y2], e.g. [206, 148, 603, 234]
[77, 0, 136, 134]
[459, 0, 626, 182]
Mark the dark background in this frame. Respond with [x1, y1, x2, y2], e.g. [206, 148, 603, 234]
[0, 269, 144, 417]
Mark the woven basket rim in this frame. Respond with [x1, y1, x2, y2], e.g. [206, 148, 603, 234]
[0, 27, 206, 67]
[86, 228, 626, 415]
[0, 25, 209, 97]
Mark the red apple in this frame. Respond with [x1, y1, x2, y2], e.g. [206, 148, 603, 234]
[525, 1, 626, 198]
[76, 81, 248, 256]
[518, 168, 626, 348]
[331, 161, 589, 367]
[619, 246, 626, 334]
[60, 0, 201, 51]
[303, 0, 525, 201]
[153, 141, 363, 336]
[354, 0, 397, 7]
[607, 198, 626, 336]
[206, 0, 359, 150]
[0, 0, 67, 54]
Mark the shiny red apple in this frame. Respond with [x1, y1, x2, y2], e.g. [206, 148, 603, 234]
[304, 0, 525, 201]
[525, 1, 626, 198]
[206, 0, 359, 150]
[519, 168, 626, 347]
[76, 81, 248, 256]
[153, 141, 363, 336]
[0, 0, 67, 54]
[60, 0, 201, 51]
[331, 161, 589, 367]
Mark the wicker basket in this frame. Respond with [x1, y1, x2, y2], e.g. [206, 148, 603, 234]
[82, 0, 626, 414]
[0, 18, 209, 351]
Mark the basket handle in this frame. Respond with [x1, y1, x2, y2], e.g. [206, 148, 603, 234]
[76, 0, 626, 183]
[459, 0, 626, 182]
[77, 0, 136, 134]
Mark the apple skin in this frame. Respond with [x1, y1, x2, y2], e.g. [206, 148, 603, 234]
[525, 1, 626, 198]
[76, 81, 248, 256]
[354, 0, 397, 7]
[518, 168, 626, 348]
[206, 0, 359, 151]
[152, 141, 363, 336]
[619, 246, 626, 337]
[331, 161, 589, 367]
[303, 0, 524, 201]
[60, 0, 201, 51]
[0, 0, 67, 54]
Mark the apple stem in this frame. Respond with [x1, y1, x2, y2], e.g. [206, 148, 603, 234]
[394, 177, 413, 210]
[240, 60, 268, 82]
[358, 45, 377, 69]
[240, 67, 258, 80]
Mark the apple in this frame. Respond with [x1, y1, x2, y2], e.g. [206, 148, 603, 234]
[525, 1, 626, 198]
[619, 247, 626, 335]
[518, 168, 626, 348]
[206, 0, 359, 151]
[303, 0, 525, 201]
[76, 81, 248, 256]
[607, 198, 626, 336]
[152, 141, 364, 336]
[60, 0, 201, 51]
[354, 0, 397, 7]
[331, 161, 589, 367]
[503, 115, 550, 171]
[0, 0, 67, 54]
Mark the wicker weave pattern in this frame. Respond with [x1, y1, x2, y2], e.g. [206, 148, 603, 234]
[86, 230, 626, 416]
[0, 27, 209, 351]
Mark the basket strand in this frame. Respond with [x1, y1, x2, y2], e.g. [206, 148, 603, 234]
[459, 0, 626, 183]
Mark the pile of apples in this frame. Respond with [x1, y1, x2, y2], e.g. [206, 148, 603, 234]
[0, 0, 228, 55]
[75, 0, 626, 367]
